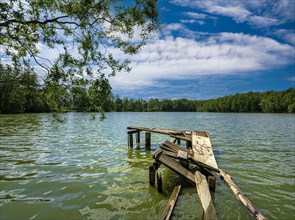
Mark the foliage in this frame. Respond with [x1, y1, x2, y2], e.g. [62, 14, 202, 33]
[0, 62, 294, 115]
[0, 0, 158, 116]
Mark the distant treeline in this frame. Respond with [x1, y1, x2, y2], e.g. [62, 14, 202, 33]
[108, 89, 295, 113]
[1, 62, 294, 114]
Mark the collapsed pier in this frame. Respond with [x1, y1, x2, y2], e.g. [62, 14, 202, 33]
[127, 126, 267, 220]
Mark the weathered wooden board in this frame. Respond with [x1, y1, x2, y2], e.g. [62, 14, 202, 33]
[153, 150, 195, 184]
[128, 126, 187, 135]
[192, 132, 219, 170]
[219, 169, 268, 220]
[170, 134, 191, 142]
[162, 185, 182, 220]
[195, 171, 217, 220]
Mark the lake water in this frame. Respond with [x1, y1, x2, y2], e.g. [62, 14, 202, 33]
[0, 112, 294, 220]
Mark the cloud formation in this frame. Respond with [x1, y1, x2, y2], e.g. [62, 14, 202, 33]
[171, 0, 294, 27]
[110, 29, 293, 91]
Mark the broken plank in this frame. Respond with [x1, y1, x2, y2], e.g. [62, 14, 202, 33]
[170, 134, 191, 142]
[219, 169, 268, 220]
[192, 132, 219, 171]
[195, 171, 217, 220]
[153, 153, 195, 184]
[163, 141, 189, 153]
[162, 185, 182, 220]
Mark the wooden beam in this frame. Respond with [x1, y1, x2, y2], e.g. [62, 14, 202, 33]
[219, 169, 268, 220]
[170, 134, 191, 142]
[127, 129, 139, 134]
[127, 126, 187, 135]
[160, 141, 220, 172]
[195, 171, 217, 220]
[153, 152, 195, 184]
[161, 185, 182, 220]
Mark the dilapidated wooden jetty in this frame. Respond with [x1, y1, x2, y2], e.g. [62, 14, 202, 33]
[127, 126, 267, 220]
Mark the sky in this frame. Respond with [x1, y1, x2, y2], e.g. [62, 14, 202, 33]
[109, 0, 295, 100]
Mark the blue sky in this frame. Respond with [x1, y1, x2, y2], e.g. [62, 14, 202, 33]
[110, 0, 295, 100]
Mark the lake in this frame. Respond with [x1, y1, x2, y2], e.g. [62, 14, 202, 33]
[0, 112, 294, 219]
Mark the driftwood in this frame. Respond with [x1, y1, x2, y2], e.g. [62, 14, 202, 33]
[162, 185, 182, 220]
[195, 171, 217, 220]
[219, 169, 268, 220]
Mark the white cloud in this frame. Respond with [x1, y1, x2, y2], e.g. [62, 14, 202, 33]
[170, 0, 295, 28]
[181, 12, 216, 25]
[110, 31, 294, 91]
[274, 29, 295, 46]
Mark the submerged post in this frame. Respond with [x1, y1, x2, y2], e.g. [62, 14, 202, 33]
[149, 164, 156, 186]
[145, 132, 151, 149]
[157, 171, 163, 193]
[128, 133, 133, 148]
[177, 139, 180, 145]
[208, 175, 216, 192]
[186, 141, 192, 148]
[136, 131, 140, 148]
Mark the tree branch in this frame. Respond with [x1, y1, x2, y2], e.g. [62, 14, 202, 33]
[0, 15, 80, 27]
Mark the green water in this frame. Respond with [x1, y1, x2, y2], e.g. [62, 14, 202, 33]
[0, 112, 294, 220]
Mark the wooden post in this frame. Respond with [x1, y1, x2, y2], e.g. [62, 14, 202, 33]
[128, 133, 133, 148]
[161, 185, 182, 220]
[177, 139, 180, 145]
[136, 132, 140, 148]
[219, 169, 267, 220]
[208, 175, 216, 192]
[149, 164, 156, 186]
[186, 141, 192, 148]
[195, 171, 217, 220]
[157, 171, 163, 193]
[145, 132, 151, 149]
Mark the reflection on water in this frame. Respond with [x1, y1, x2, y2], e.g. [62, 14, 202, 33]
[0, 112, 294, 219]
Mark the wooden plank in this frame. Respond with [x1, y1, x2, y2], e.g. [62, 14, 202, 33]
[161, 141, 219, 172]
[161, 185, 182, 220]
[170, 134, 192, 142]
[163, 141, 188, 153]
[127, 129, 139, 134]
[195, 171, 217, 220]
[219, 169, 268, 220]
[127, 126, 187, 135]
[153, 153, 195, 184]
[192, 132, 219, 170]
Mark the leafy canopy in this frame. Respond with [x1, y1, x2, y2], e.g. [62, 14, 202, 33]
[0, 0, 158, 116]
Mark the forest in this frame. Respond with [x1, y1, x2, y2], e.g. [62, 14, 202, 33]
[1, 63, 294, 114]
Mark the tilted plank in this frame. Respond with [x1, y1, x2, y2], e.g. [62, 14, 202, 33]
[163, 141, 189, 153]
[192, 132, 218, 170]
[162, 185, 182, 220]
[153, 153, 195, 184]
[195, 171, 217, 220]
[219, 169, 268, 220]
[170, 134, 192, 142]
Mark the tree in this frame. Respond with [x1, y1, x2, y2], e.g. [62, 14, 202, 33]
[0, 0, 158, 115]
